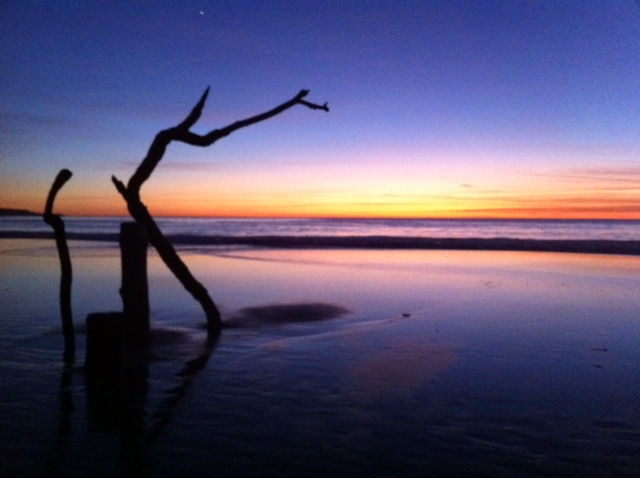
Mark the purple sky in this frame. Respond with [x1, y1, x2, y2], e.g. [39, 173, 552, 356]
[1, 1, 639, 218]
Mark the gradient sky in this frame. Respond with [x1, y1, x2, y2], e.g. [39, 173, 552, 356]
[1, 0, 639, 219]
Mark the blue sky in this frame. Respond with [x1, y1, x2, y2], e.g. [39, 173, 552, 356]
[1, 0, 639, 218]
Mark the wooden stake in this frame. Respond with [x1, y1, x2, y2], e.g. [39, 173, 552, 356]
[43, 169, 75, 363]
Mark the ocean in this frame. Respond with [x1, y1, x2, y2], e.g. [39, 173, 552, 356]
[1, 216, 639, 241]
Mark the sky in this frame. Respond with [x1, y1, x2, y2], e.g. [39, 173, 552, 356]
[1, 0, 639, 219]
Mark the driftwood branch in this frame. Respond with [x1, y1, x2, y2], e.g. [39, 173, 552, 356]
[112, 176, 222, 333]
[43, 169, 75, 363]
[127, 88, 329, 197]
[116, 88, 329, 334]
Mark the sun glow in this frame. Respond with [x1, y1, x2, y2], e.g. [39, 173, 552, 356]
[3, 153, 638, 220]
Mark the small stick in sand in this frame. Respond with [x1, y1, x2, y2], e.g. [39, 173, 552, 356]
[43, 169, 75, 363]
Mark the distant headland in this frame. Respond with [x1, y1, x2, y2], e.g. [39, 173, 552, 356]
[0, 208, 40, 217]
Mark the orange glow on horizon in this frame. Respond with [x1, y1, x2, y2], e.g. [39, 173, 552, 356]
[2, 163, 638, 220]
[12, 199, 635, 221]
[3, 193, 638, 220]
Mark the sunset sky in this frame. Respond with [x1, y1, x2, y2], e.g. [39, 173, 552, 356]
[1, 1, 639, 219]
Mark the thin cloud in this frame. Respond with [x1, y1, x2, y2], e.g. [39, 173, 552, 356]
[529, 166, 640, 185]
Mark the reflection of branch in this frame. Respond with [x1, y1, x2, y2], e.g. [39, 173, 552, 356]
[114, 88, 329, 335]
[43, 169, 75, 363]
[49, 364, 74, 474]
[147, 337, 218, 444]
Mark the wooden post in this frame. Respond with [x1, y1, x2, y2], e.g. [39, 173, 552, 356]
[120, 222, 149, 344]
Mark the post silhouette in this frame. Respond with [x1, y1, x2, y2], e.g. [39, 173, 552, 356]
[120, 222, 150, 342]
[43, 169, 75, 363]
[113, 88, 329, 335]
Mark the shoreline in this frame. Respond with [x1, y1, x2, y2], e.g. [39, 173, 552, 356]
[1, 231, 638, 255]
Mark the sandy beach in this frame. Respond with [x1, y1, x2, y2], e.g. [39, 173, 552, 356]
[1, 238, 640, 476]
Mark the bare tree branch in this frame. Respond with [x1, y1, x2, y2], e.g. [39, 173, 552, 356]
[43, 169, 75, 363]
[113, 175, 222, 334]
[116, 88, 329, 335]
[127, 88, 329, 197]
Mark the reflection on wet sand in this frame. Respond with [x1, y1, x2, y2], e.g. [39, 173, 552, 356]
[3, 242, 640, 477]
[49, 327, 217, 477]
[255, 309, 458, 399]
[346, 327, 457, 399]
[147, 335, 218, 444]
[48, 364, 74, 476]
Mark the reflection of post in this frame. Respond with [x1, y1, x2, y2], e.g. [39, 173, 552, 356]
[43, 169, 75, 363]
[85, 312, 124, 379]
[120, 222, 149, 343]
[84, 312, 149, 476]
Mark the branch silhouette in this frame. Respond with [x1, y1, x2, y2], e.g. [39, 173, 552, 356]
[43, 169, 75, 363]
[127, 88, 329, 199]
[113, 88, 329, 334]
[112, 175, 221, 333]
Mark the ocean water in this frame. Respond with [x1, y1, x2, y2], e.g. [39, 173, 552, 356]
[1, 216, 639, 241]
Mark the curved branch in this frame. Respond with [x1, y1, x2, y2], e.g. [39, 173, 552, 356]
[113, 176, 222, 334]
[43, 169, 75, 363]
[116, 87, 329, 335]
[127, 88, 211, 194]
[127, 88, 329, 196]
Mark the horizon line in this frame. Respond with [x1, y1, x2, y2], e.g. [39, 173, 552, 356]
[1, 208, 638, 222]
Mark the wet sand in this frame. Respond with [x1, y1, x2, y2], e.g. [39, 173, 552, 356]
[1, 239, 639, 477]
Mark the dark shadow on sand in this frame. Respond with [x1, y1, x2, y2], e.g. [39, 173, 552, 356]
[224, 302, 351, 328]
